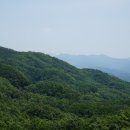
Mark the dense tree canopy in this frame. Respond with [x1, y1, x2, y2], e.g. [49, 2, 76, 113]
[0, 46, 130, 129]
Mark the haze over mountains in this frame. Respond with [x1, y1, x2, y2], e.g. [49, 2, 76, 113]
[1, 46, 130, 129]
[57, 54, 130, 82]
[0, 0, 130, 129]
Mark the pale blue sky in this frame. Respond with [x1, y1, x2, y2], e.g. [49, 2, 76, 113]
[0, 0, 130, 58]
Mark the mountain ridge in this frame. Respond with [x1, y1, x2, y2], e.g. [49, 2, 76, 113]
[0, 46, 130, 129]
[56, 54, 130, 81]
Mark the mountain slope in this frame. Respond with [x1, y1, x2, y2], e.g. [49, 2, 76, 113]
[0, 46, 130, 129]
[57, 54, 130, 81]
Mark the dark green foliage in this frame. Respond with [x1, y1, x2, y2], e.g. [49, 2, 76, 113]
[0, 63, 30, 88]
[0, 46, 130, 129]
[26, 104, 63, 120]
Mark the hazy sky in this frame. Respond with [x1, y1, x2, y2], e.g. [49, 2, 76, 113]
[0, 0, 130, 58]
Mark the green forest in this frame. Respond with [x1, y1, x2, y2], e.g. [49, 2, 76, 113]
[0, 46, 130, 130]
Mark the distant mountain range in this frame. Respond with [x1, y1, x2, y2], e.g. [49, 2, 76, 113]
[56, 54, 130, 82]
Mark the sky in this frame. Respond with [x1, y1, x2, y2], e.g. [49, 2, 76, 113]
[0, 0, 130, 58]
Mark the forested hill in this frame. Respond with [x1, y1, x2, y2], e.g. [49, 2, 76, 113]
[1, 46, 130, 129]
